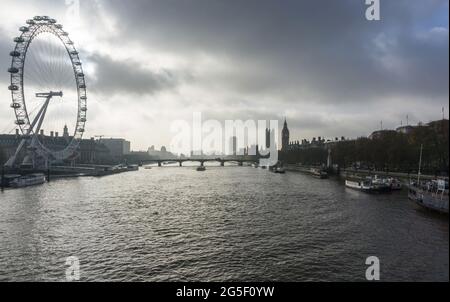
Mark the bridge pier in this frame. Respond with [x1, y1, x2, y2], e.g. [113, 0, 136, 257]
[158, 161, 162, 167]
[220, 161, 224, 166]
[179, 161, 182, 167]
[200, 161, 204, 167]
[238, 161, 243, 166]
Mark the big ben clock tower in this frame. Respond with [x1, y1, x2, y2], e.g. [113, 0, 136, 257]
[282, 118, 290, 151]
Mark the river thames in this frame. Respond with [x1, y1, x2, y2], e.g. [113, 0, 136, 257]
[0, 166, 448, 281]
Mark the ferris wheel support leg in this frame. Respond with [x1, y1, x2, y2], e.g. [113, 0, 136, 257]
[4, 138, 28, 168]
[5, 95, 54, 169]
[28, 96, 52, 169]
[30, 96, 51, 148]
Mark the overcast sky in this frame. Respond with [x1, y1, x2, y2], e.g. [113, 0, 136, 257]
[0, 0, 448, 151]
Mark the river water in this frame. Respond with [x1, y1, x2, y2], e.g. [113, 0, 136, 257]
[0, 165, 448, 281]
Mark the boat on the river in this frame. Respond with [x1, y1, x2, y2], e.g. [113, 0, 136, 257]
[196, 166, 206, 171]
[345, 177, 391, 193]
[345, 179, 374, 192]
[144, 166, 152, 170]
[407, 144, 449, 214]
[408, 180, 449, 214]
[9, 173, 46, 188]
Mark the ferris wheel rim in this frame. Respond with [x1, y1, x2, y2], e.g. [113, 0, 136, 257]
[8, 16, 87, 161]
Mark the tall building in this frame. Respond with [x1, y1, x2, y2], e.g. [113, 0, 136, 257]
[99, 138, 131, 157]
[282, 118, 289, 151]
[63, 124, 69, 138]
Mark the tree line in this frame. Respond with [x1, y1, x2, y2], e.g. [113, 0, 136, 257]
[281, 120, 449, 176]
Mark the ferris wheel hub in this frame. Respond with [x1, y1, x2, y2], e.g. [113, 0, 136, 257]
[35, 91, 63, 98]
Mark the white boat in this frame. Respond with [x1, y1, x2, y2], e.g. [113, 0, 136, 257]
[9, 173, 46, 188]
[345, 179, 373, 192]
[345, 176, 392, 192]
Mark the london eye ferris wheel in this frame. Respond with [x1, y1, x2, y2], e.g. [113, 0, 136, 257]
[6, 16, 87, 169]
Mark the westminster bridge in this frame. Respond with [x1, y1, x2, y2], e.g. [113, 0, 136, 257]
[139, 157, 259, 167]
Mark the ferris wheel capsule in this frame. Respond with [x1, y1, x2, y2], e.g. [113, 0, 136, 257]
[8, 67, 19, 73]
[19, 26, 29, 32]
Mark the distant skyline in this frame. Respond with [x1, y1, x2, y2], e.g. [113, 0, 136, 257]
[0, 0, 448, 151]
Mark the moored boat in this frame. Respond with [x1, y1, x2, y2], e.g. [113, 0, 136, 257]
[407, 144, 449, 214]
[345, 177, 391, 193]
[9, 173, 46, 188]
[196, 166, 206, 171]
[408, 181, 449, 214]
[345, 179, 373, 192]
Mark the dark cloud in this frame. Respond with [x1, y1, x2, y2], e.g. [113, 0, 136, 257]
[99, 0, 448, 104]
[86, 53, 180, 95]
